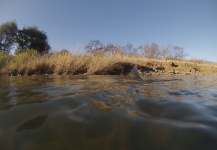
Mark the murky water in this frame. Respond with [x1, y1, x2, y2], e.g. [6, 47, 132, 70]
[1, 75, 217, 150]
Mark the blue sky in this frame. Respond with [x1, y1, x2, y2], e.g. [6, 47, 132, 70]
[0, 0, 217, 62]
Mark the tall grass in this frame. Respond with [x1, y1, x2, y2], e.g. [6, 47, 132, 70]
[0, 49, 217, 76]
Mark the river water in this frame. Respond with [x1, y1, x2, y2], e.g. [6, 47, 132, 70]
[0, 75, 217, 150]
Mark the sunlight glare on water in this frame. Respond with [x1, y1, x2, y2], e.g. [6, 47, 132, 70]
[0, 75, 217, 150]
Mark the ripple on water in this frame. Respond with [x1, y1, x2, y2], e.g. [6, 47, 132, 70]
[1, 75, 217, 149]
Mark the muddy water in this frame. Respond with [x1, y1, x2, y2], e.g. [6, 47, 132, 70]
[0, 75, 217, 150]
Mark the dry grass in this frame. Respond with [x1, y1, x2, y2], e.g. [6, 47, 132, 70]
[0, 50, 217, 76]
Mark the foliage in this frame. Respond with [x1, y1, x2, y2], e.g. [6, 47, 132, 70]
[84, 40, 187, 60]
[140, 42, 160, 58]
[104, 44, 125, 56]
[0, 20, 50, 55]
[0, 52, 12, 68]
[140, 43, 187, 59]
[0, 21, 18, 53]
[15, 26, 50, 54]
[14, 49, 38, 64]
[160, 45, 187, 59]
[85, 40, 127, 56]
[85, 40, 104, 55]
[122, 43, 138, 57]
[0, 47, 216, 76]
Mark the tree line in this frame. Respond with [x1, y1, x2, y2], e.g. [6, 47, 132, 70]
[0, 21, 50, 54]
[85, 40, 187, 59]
[0, 21, 187, 59]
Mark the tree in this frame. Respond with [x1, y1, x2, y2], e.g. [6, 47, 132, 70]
[15, 26, 50, 54]
[85, 40, 105, 55]
[140, 42, 159, 58]
[150, 42, 160, 58]
[0, 21, 18, 53]
[104, 44, 125, 56]
[172, 45, 188, 59]
[122, 43, 138, 57]
[0, 21, 51, 55]
[160, 45, 187, 59]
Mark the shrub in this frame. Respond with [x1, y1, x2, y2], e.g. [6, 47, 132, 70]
[14, 49, 38, 64]
[8, 49, 39, 75]
[0, 52, 12, 68]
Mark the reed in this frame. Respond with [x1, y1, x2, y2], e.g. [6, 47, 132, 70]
[0, 50, 217, 76]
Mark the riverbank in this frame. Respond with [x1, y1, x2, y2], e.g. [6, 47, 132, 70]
[0, 51, 217, 76]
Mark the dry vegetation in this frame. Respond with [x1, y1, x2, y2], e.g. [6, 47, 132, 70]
[1, 21, 216, 76]
[0, 49, 217, 76]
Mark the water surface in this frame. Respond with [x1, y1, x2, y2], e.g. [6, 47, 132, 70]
[0, 75, 217, 150]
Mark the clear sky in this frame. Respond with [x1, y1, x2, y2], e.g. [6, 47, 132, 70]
[0, 0, 217, 62]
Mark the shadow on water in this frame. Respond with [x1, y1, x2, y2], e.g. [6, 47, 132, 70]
[0, 75, 217, 149]
[16, 115, 48, 132]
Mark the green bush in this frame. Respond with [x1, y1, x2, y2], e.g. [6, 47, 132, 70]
[0, 52, 12, 68]
[14, 49, 38, 64]
[6, 49, 39, 75]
